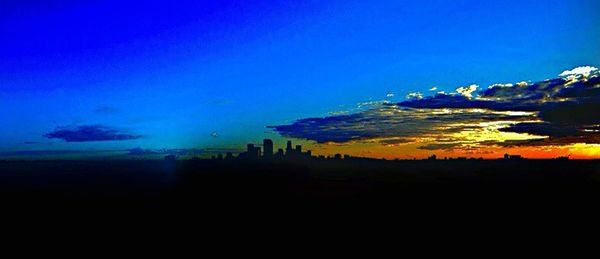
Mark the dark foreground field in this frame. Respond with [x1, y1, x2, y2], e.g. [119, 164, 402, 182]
[2, 159, 598, 249]
[2, 159, 600, 214]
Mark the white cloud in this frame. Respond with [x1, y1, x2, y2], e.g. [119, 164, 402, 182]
[488, 83, 513, 89]
[559, 66, 598, 78]
[516, 81, 529, 87]
[429, 87, 438, 91]
[406, 92, 423, 100]
[455, 84, 478, 98]
[386, 92, 395, 97]
[357, 100, 390, 108]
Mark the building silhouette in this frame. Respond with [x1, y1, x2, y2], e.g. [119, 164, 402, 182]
[216, 139, 532, 163]
[244, 144, 261, 160]
[263, 139, 273, 159]
[228, 139, 314, 161]
[286, 141, 293, 156]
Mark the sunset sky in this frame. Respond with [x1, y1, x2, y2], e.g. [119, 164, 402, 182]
[1, 0, 599, 159]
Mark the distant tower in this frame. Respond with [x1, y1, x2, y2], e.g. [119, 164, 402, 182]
[247, 144, 255, 154]
[263, 139, 273, 159]
[295, 145, 302, 154]
[286, 140, 293, 155]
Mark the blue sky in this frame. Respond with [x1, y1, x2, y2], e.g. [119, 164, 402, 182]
[1, 0, 599, 156]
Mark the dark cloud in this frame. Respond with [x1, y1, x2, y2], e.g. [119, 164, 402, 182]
[23, 141, 49, 145]
[398, 70, 600, 146]
[553, 77, 600, 99]
[489, 134, 600, 147]
[480, 78, 566, 101]
[272, 67, 600, 148]
[378, 138, 413, 145]
[399, 75, 600, 115]
[45, 125, 141, 142]
[499, 122, 579, 138]
[499, 123, 600, 146]
[538, 100, 600, 125]
[271, 106, 533, 143]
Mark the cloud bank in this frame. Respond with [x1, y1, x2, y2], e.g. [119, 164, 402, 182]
[272, 66, 600, 150]
[45, 125, 141, 142]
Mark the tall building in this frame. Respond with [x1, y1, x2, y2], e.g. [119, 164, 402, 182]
[263, 139, 273, 159]
[247, 144, 255, 154]
[286, 140, 293, 155]
[295, 145, 302, 154]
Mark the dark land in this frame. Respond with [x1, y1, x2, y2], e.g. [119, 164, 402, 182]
[2, 157, 597, 252]
[2, 158, 600, 214]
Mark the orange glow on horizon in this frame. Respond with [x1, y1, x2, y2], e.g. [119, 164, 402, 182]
[298, 140, 600, 160]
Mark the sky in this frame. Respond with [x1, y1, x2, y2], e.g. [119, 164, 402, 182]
[1, 0, 599, 159]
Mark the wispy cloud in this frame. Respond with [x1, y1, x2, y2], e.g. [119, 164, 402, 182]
[45, 125, 142, 142]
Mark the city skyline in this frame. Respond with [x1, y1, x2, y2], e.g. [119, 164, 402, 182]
[204, 139, 571, 161]
[2, 1, 600, 160]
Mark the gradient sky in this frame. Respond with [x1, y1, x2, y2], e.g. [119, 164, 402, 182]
[1, 0, 599, 159]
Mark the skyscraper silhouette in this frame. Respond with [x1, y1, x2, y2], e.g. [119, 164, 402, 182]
[286, 140, 293, 155]
[263, 139, 273, 159]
